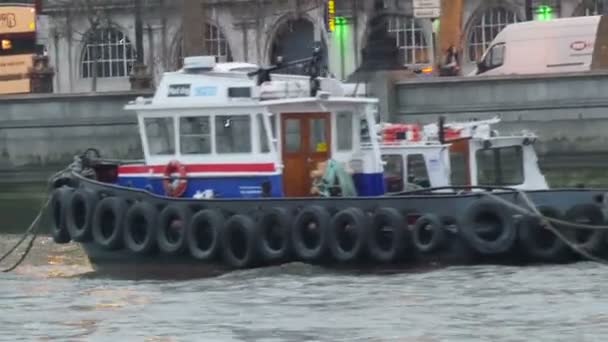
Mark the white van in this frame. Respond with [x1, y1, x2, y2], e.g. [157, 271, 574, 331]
[471, 15, 601, 76]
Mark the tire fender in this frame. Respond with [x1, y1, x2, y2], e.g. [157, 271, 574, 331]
[461, 199, 517, 255]
[187, 209, 224, 261]
[50, 186, 74, 244]
[328, 207, 369, 262]
[412, 214, 446, 253]
[367, 208, 408, 263]
[66, 188, 98, 242]
[157, 204, 192, 254]
[123, 201, 158, 255]
[291, 205, 331, 262]
[220, 214, 258, 268]
[257, 207, 292, 263]
[92, 196, 128, 250]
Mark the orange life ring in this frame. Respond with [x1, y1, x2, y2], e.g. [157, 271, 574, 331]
[162, 160, 188, 197]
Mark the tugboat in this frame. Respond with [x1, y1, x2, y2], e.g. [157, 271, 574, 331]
[48, 47, 608, 279]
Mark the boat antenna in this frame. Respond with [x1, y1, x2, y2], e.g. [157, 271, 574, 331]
[308, 42, 323, 97]
[438, 116, 446, 144]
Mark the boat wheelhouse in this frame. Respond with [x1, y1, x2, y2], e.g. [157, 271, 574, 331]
[119, 56, 548, 200]
[120, 56, 385, 198]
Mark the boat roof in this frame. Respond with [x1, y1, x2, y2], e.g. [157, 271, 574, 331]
[125, 54, 373, 113]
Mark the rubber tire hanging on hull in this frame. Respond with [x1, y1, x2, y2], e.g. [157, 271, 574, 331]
[328, 208, 369, 262]
[157, 204, 192, 255]
[518, 206, 571, 262]
[257, 207, 292, 263]
[49, 187, 74, 244]
[65, 188, 98, 242]
[124, 202, 158, 255]
[92, 196, 128, 250]
[187, 209, 224, 261]
[460, 199, 516, 255]
[563, 204, 605, 255]
[292, 206, 331, 262]
[367, 208, 408, 263]
[221, 214, 259, 269]
[412, 214, 446, 253]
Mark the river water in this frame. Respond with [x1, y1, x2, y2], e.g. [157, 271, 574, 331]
[1, 234, 607, 342]
[2, 171, 608, 341]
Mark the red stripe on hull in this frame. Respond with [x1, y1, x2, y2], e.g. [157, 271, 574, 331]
[118, 163, 276, 174]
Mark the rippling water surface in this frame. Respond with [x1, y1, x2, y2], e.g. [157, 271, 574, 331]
[1, 235, 607, 342]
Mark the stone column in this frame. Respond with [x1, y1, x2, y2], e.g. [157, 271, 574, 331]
[181, 0, 206, 58]
[130, 0, 153, 90]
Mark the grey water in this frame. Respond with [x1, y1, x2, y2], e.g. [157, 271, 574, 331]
[2, 173, 608, 341]
[1, 235, 608, 341]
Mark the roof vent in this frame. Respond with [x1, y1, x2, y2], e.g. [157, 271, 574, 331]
[183, 56, 216, 72]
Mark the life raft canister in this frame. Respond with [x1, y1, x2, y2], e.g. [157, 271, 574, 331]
[444, 127, 463, 140]
[163, 160, 188, 197]
[382, 124, 422, 142]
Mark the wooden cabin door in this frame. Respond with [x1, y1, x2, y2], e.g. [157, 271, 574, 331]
[281, 113, 331, 197]
[448, 138, 472, 186]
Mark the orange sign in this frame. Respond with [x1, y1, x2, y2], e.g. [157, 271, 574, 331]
[0, 6, 36, 35]
[0, 53, 33, 94]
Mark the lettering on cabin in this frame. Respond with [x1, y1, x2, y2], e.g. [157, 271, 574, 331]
[0, 13, 16, 29]
[194, 86, 217, 97]
[168, 84, 191, 97]
[0, 13, 17, 28]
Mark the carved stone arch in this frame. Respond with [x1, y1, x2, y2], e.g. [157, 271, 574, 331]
[463, 0, 522, 63]
[171, 20, 234, 69]
[265, 13, 328, 75]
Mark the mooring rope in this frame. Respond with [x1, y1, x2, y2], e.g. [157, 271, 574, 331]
[0, 162, 73, 273]
[0, 198, 50, 273]
[481, 191, 608, 266]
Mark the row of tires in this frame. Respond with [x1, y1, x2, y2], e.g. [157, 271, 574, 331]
[49, 186, 608, 268]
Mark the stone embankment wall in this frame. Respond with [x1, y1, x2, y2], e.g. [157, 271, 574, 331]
[394, 71, 608, 187]
[2, 71, 608, 186]
[0, 91, 151, 183]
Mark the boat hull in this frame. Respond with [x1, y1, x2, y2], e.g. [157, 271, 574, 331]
[51, 173, 608, 280]
[82, 243, 230, 280]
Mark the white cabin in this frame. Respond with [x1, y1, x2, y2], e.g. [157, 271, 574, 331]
[119, 55, 548, 199]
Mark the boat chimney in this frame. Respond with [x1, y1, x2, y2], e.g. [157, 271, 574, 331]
[438, 116, 446, 144]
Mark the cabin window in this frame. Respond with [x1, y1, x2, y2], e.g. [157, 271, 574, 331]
[382, 155, 404, 193]
[215, 115, 252, 153]
[309, 118, 328, 153]
[144, 117, 175, 155]
[180, 116, 211, 155]
[336, 111, 353, 151]
[476, 146, 524, 186]
[407, 154, 431, 188]
[257, 113, 270, 153]
[284, 119, 301, 153]
[450, 152, 468, 186]
[360, 119, 371, 144]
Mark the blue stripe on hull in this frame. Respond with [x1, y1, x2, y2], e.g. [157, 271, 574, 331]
[117, 175, 284, 198]
[353, 173, 386, 196]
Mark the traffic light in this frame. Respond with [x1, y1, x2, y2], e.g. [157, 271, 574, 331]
[536, 5, 554, 21]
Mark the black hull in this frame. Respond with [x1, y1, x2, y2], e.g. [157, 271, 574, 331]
[82, 243, 230, 280]
[52, 173, 608, 280]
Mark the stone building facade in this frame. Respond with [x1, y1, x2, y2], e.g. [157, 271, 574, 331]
[39, 0, 606, 94]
